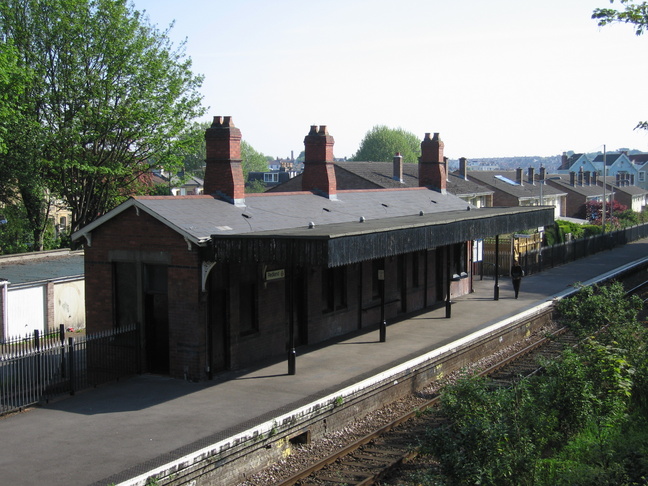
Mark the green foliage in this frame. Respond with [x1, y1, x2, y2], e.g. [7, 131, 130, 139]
[241, 140, 269, 177]
[593, 0, 648, 36]
[424, 283, 647, 486]
[425, 374, 539, 485]
[0, 0, 206, 241]
[175, 123, 269, 181]
[351, 125, 421, 164]
[245, 179, 267, 194]
[556, 282, 642, 337]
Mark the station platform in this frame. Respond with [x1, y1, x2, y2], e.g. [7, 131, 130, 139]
[1, 238, 648, 486]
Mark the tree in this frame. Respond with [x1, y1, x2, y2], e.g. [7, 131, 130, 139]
[351, 125, 421, 164]
[240, 140, 269, 178]
[593, 1, 648, 130]
[0, 0, 206, 247]
[173, 122, 269, 185]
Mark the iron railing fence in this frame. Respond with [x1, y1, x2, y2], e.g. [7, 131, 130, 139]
[480, 222, 648, 278]
[0, 324, 139, 416]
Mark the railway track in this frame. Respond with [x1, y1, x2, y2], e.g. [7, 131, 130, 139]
[274, 326, 578, 486]
[260, 276, 648, 486]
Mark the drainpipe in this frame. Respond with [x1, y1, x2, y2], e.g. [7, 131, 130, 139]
[1, 280, 8, 338]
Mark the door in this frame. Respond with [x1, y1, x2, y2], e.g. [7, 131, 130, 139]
[144, 265, 169, 374]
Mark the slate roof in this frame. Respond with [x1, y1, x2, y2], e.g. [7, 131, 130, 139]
[600, 176, 647, 196]
[545, 174, 605, 197]
[72, 188, 476, 246]
[466, 171, 567, 200]
[0, 251, 84, 286]
[266, 161, 493, 198]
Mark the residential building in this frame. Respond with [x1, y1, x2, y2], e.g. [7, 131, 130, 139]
[466, 167, 567, 219]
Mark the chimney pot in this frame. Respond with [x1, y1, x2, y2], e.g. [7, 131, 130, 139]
[419, 132, 446, 193]
[204, 115, 245, 205]
[393, 152, 403, 182]
[302, 124, 337, 198]
[459, 157, 468, 180]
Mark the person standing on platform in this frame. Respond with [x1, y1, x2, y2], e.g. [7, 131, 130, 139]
[511, 260, 523, 299]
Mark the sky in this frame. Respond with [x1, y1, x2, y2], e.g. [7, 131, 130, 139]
[131, 0, 648, 160]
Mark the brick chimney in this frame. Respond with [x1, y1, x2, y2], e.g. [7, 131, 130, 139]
[539, 165, 546, 183]
[204, 116, 245, 206]
[560, 152, 569, 170]
[459, 157, 468, 180]
[302, 125, 337, 198]
[393, 152, 403, 182]
[419, 133, 446, 193]
[569, 171, 576, 186]
[527, 167, 535, 185]
[515, 168, 523, 186]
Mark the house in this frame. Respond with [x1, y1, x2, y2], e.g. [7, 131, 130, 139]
[591, 151, 638, 183]
[151, 170, 204, 196]
[599, 175, 648, 213]
[247, 165, 298, 188]
[629, 153, 648, 190]
[268, 154, 494, 208]
[465, 167, 567, 219]
[72, 117, 553, 381]
[545, 170, 609, 219]
[557, 152, 597, 174]
[0, 250, 85, 340]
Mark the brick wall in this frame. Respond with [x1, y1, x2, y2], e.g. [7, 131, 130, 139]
[84, 205, 206, 380]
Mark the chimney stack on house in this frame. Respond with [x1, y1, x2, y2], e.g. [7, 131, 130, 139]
[539, 165, 546, 183]
[569, 171, 576, 186]
[560, 152, 569, 170]
[584, 171, 591, 186]
[393, 152, 403, 182]
[459, 157, 468, 180]
[578, 166, 584, 186]
[419, 133, 446, 193]
[528, 167, 535, 185]
[204, 116, 245, 206]
[515, 167, 523, 186]
[302, 125, 337, 199]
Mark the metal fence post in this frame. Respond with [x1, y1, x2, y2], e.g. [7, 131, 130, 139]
[59, 324, 66, 379]
[68, 337, 75, 396]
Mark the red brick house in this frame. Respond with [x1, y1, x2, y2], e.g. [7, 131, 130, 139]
[72, 117, 552, 381]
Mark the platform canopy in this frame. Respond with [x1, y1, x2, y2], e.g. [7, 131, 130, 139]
[209, 206, 554, 268]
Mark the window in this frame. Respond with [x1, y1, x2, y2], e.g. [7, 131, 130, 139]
[264, 173, 279, 183]
[640, 171, 645, 182]
[322, 266, 347, 312]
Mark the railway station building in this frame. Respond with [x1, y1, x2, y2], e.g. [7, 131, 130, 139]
[72, 117, 553, 381]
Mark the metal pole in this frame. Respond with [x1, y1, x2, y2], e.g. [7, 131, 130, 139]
[379, 264, 386, 342]
[494, 235, 500, 300]
[602, 145, 607, 232]
[445, 247, 452, 318]
[288, 245, 296, 375]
